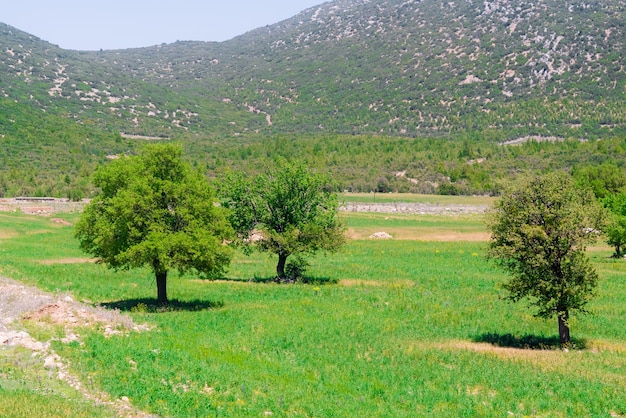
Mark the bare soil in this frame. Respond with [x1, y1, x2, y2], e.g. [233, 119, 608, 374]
[340, 202, 488, 215]
[0, 276, 153, 417]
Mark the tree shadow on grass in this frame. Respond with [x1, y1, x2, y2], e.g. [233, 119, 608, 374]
[473, 332, 587, 350]
[210, 275, 337, 285]
[102, 298, 224, 313]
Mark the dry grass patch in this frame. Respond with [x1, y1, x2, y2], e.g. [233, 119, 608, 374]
[444, 340, 568, 365]
[406, 340, 571, 373]
[22, 300, 148, 338]
[586, 339, 626, 354]
[347, 227, 490, 241]
[408, 339, 626, 390]
[0, 231, 19, 240]
[37, 257, 96, 265]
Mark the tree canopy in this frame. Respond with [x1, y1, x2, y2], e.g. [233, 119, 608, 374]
[75, 144, 233, 304]
[572, 162, 626, 199]
[221, 158, 345, 280]
[486, 172, 605, 346]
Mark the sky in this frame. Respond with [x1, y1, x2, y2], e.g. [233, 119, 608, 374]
[1, 0, 325, 51]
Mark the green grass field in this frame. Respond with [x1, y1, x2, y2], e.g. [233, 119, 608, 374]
[1, 208, 626, 417]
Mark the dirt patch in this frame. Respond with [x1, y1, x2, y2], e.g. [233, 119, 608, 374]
[51, 218, 72, 226]
[22, 299, 150, 339]
[120, 133, 169, 140]
[0, 276, 153, 417]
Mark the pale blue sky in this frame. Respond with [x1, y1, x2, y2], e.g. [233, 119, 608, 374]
[2, 0, 325, 51]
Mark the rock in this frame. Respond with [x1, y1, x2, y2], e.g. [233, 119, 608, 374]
[44, 355, 61, 369]
[369, 232, 393, 239]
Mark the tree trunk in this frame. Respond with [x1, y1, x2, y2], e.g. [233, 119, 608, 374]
[156, 269, 168, 305]
[558, 310, 570, 346]
[276, 252, 288, 280]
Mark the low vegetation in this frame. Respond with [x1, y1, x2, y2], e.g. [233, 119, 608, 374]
[1, 197, 626, 416]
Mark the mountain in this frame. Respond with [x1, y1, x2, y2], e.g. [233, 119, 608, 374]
[3, 0, 625, 140]
[0, 0, 625, 196]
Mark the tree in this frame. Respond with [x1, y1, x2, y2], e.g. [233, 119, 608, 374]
[572, 162, 626, 199]
[486, 172, 605, 346]
[75, 144, 233, 305]
[221, 159, 345, 280]
[602, 192, 626, 257]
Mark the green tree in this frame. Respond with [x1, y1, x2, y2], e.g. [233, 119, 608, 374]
[221, 159, 345, 280]
[602, 192, 626, 257]
[75, 144, 233, 305]
[572, 162, 626, 199]
[486, 172, 605, 346]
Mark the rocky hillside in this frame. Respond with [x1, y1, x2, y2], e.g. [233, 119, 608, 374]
[0, 0, 625, 198]
[209, 0, 626, 138]
[1, 0, 625, 141]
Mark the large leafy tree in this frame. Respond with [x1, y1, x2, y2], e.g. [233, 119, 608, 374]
[572, 162, 626, 199]
[486, 172, 605, 346]
[221, 159, 345, 280]
[75, 144, 233, 305]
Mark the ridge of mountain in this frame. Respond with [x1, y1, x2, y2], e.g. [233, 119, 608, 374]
[2, 0, 625, 140]
[0, 0, 625, 197]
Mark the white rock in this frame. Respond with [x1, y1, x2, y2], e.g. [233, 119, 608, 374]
[369, 232, 393, 239]
[44, 355, 60, 369]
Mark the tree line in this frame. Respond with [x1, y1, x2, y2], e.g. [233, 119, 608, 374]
[75, 143, 622, 348]
[75, 144, 345, 305]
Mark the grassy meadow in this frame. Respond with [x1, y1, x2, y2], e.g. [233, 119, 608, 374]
[1, 201, 626, 416]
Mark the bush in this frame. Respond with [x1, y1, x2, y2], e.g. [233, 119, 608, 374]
[285, 256, 310, 281]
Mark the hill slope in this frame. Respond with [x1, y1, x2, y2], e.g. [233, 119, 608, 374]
[2, 0, 625, 140]
[81, 0, 626, 139]
[0, 0, 625, 196]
